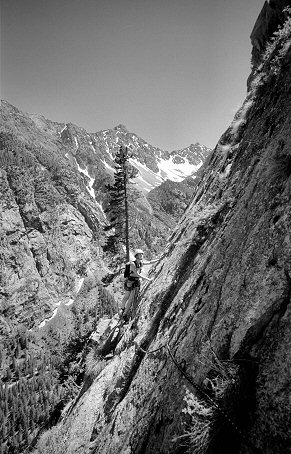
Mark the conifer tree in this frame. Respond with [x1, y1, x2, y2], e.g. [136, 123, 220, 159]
[104, 145, 137, 261]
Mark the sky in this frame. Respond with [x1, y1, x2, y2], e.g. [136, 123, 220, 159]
[1, 0, 266, 151]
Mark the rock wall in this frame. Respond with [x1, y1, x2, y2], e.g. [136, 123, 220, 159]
[248, 0, 291, 84]
[0, 114, 106, 335]
[55, 3, 291, 454]
[0, 165, 103, 332]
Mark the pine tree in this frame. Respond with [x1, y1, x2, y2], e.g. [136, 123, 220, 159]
[104, 145, 137, 260]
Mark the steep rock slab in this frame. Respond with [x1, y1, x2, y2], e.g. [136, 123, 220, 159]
[58, 4, 291, 454]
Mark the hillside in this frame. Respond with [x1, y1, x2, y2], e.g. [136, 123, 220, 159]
[30, 2, 291, 454]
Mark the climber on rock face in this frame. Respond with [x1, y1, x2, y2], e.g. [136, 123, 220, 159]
[119, 248, 159, 322]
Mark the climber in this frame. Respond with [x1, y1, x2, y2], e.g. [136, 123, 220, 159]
[119, 248, 159, 322]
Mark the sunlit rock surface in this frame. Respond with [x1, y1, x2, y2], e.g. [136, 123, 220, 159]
[57, 3, 291, 453]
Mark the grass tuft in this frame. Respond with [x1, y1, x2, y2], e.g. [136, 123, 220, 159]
[172, 387, 214, 454]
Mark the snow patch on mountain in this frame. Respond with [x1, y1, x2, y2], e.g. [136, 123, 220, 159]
[66, 122, 210, 196]
[157, 155, 202, 182]
[130, 153, 204, 193]
[130, 159, 163, 192]
[38, 277, 85, 329]
[75, 160, 95, 198]
[74, 160, 106, 218]
[38, 303, 61, 328]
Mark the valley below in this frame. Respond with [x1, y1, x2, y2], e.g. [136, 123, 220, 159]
[1, 1, 291, 453]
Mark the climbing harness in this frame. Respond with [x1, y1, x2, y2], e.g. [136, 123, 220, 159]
[125, 260, 143, 284]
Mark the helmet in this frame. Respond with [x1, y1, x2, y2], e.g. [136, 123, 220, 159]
[134, 248, 144, 257]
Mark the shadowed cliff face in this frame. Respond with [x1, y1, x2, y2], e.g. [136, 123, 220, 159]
[52, 4, 291, 454]
[248, 0, 291, 86]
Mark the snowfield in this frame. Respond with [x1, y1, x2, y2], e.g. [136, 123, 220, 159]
[130, 154, 204, 193]
[157, 156, 202, 182]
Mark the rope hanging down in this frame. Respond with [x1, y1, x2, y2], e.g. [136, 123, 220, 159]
[97, 316, 262, 454]
[137, 339, 260, 452]
[166, 344, 263, 454]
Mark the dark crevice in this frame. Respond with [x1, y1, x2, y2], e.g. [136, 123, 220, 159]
[208, 359, 259, 454]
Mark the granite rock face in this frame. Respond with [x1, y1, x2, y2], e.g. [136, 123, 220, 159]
[0, 120, 106, 335]
[56, 4, 291, 454]
[0, 168, 101, 333]
[0, 169, 53, 331]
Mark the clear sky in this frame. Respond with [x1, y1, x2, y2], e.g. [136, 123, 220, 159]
[1, 0, 266, 150]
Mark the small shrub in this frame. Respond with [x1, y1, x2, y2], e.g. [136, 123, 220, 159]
[172, 387, 214, 454]
[251, 6, 291, 90]
[173, 342, 240, 453]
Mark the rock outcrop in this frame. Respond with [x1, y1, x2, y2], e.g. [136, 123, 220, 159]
[249, 0, 291, 82]
[46, 3, 291, 454]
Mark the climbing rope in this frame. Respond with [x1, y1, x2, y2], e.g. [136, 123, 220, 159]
[92, 306, 262, 454]
[134, 339, 262, 454]
[137, 344, 165, 355]
[166, 343, 263, 454]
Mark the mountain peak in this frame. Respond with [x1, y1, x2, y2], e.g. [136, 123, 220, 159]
[114, 124, 128, 132]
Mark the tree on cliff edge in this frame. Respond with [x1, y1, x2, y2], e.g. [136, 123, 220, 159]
[104, 146, 137, 261]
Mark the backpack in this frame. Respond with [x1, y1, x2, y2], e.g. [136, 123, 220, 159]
[123, 260, 143, 279]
